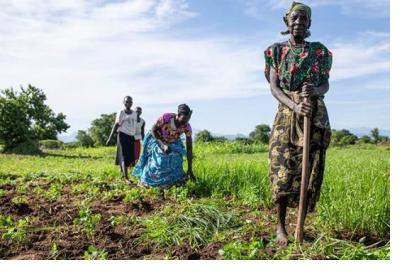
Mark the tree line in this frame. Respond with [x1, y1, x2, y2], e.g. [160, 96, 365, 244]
[0, 86, 389, 153]
[195, 126, 389, 146]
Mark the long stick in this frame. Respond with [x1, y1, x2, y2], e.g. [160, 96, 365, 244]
[295, 95, 311, 243]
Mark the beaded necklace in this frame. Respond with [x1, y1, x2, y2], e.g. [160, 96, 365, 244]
[288, 39, 305, 55]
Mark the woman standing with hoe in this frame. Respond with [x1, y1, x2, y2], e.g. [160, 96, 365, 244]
[264, 2, 332, 247]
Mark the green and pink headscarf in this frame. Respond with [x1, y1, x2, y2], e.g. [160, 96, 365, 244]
[281, 1, 312, 38]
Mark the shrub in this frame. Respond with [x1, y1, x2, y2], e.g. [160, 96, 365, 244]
[195, 130, 214, 143]
[39, 139, 64, 149]
[76, 130, 95, 148]
[4, 139, 41, 155]
[249, 124, 271, 144]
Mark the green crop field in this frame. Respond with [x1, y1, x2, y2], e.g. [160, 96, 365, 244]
[0, 143, 390, 260]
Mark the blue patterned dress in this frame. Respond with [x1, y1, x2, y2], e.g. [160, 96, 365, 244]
[132, 113, 192, 188]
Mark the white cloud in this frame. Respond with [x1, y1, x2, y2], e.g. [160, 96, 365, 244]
[0, 0, 269, 131]
[0, 0, 389, 133]
[244, 0, 389, 18]
[329, 32, 389, 81]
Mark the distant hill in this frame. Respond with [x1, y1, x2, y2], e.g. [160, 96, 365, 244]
[212, 133, 247, 140]
[58, 127, 389, 143]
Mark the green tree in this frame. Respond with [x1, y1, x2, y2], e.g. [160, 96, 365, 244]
[358, 135, 372, 144]
[331, 129, 358, 146]
[0, 85, 69, 153]
[213, 136, 228, 142]
[340, 135, 358, 145]
[235, 137, 252, 145]
[195, 130, 214, 143]
[76, 130, 95, 147]
[89, 113, 116, 146]
[371, 128, 381, 144]
[379, 136, 390, 145]
[249, 124, 271, 144]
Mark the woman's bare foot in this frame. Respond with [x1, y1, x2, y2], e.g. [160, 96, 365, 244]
[276, 229, 289, 248]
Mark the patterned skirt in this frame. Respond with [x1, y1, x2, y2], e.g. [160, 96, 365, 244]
[132, 132, 186, 188]
[269, 104, 331, 212]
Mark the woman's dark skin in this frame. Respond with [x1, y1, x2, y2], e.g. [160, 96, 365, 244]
[151, 113, 196, 182]
[107, 96, 133, 182]
[268, 9, 330, 247]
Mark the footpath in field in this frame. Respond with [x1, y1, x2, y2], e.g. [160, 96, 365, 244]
[0, 144, 390, 260]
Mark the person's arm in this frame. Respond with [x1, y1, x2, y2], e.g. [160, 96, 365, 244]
[107, 111, 122, 145]
[107, 122, 119, 145]
[186, 135, 195, 181]
[311, 80, 329, 98]
[141, 122, 145, 141]
[269, 67, 312, 117]
[151, 123, 169, 153]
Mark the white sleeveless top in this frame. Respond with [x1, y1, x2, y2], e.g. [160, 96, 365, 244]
[134, 118, 145, 140]
[116, 110, 138, 136]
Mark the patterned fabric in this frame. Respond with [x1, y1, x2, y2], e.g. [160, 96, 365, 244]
[265, 41, 332, 93]
[264, 41, 332, 130]
[132, 132, 186, 188]
[153, 113, 192, 144]
[264, 40, 332, 211]
[268, 105, 330, 211]
[287, 2, 312, 19]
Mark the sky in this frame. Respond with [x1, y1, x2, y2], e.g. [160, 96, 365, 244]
[0, 0, 390, 138]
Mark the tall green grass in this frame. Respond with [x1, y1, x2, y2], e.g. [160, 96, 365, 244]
[317, 146, 390, 238]
[139, 201, 241, 249]
[194, 141, 268, 156]
[189, 154, 271, 207]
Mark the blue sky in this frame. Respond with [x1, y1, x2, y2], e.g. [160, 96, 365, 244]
[0, 0, 389, 137]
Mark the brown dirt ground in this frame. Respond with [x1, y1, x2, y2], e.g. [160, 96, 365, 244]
[0, 181, 387, 260]
[0, 181, 237, 260]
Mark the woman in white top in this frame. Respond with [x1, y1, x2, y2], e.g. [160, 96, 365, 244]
[134, 106, 145, 165]
[107, 96, 138, 181]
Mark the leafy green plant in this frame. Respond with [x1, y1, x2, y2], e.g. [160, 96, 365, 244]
[33, 186, 44, 196]
[102, 189, 124, 202]
[74, 205, 101, 238]
[11, 196, 28, 205]
[72, 183, 100, 199]
[108, 215, 126, 226]
[219, 239, 266, 260]
[43, 183, 63, 201]
[0, 215, 29, 243]
[16, 184, 29, 194]
[84, 245, 108, 260]
[0, 189, 6, 198]
[123, 188, 142, 204]
[50, 242, 60, 259]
